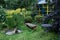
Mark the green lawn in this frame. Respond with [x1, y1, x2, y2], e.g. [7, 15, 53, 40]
[0, 25, 58, 40]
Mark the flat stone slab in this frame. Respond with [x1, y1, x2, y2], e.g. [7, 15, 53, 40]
[25, 23, 37, 29]
[25, 23, 36, 27]
[41, 24, 52, 28]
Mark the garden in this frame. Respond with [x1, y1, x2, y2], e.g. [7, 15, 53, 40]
[0, 8, 58, 40]
[0, 0, 58, 40]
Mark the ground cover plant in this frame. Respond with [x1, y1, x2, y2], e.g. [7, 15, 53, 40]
[0, 8, 58, 40]
[0, 25, 58, 40]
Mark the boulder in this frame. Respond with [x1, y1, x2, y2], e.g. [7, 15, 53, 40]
[5, 28, 22, 35]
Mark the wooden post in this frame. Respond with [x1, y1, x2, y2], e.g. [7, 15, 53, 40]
[43, 4, 45, 16]
[39, 8, 41, 15]
[47, 4, 48, 15]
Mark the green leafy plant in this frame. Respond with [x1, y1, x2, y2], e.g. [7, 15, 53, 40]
[24, 16, 33, 23]
[35, 15, 43, 23]
[0, 8, 7, 29]
[6, 13, 24, 29]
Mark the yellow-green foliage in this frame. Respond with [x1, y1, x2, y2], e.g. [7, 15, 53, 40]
[22, 8, 26, 12]
[6, 15, 13, 18]
[5, 8, 26, 16]
[5, 8, 32, 19]
[14, 8, 22, 14]
[6, 10, 15, 15]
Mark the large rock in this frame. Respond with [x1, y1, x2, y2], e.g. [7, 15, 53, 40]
[25, 23, 37, 30]
[6, 30, 15, 35]
[6, 28, 22, 35]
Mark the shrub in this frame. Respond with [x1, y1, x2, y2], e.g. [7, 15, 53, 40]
[6, 13, 24, 29]
[6, 17, 16, 28]
[6, 10, 15, 15]
[0, 8, 7, 29]
[35, 15, 43, 23]
[22, 8, 26, 12]
[24, 16, 33, 23]
[25, 11, 32, 16]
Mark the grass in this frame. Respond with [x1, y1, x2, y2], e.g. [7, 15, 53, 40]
[0, 10, 58, 40]
[0, 25, 58, 40]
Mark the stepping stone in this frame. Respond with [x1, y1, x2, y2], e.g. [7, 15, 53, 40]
[25, 23, 37, 30]
[41, 24, 52, 32]
[41, 24, 52, 28]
